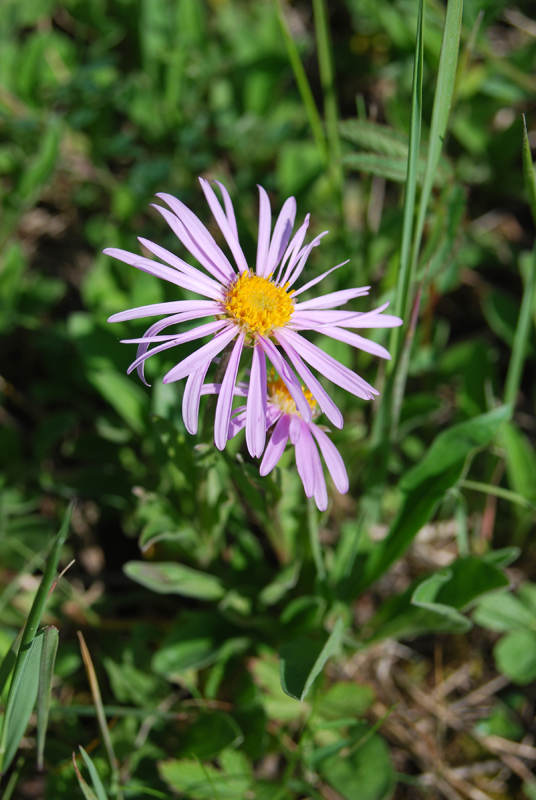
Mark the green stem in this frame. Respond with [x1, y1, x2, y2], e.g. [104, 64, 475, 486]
[504, 244, 536, 406]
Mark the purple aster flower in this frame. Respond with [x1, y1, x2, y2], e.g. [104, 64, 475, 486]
[221, 374, 348, 511]
[106, 178, 402, 455]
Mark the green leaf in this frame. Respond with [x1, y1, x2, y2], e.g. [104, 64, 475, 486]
[79, 746, 110, 800]
[411, 570, 471, 633]
[339, 119, 409, 157]
[522, 114, 536, 227]
[494, 629, 536, 685]
[473, 593, 535, 633]
[279, 617, 345, 701]
[124, 561, 225, 601]
[317, 723, 394, 800]
[17, 116, 60, 200]
[177, 713, 243, 760]
[88, 370, 149, 435]
[400, 405, 512, 492]
[1, 629, 45, 773]
[158, 752, 251, 799]
[500, 422, 536, 503]
[259, 561, 301, 606]
[36, 626, 59, 771]
[317, 682, 374, 721]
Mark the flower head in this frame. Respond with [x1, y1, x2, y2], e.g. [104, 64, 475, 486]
[106, 179, 402, 456]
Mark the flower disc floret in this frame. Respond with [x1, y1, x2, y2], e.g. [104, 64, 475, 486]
[225, 272, 294, 336]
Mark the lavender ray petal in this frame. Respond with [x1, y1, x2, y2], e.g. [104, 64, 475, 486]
[295, 421, 318, 497]
[163, 324, 237, 384]
[318, 326, 392, 359]
[281, 329, 379, 400]
[199, 178, 249, 275]
[257, 336, 312, 422]
[309, 424, 349, 494]
[285, 232, 329, 288]
[213, 180, 239, 239]
[183, 361, 211, 435]
[228, 409, 247, 439]
[275, 331, 343, 428]
[256, 185, 272, 277]
[313, 470, 328, 512]
[246, 345, 267, 457]
[200, 383, 248, 397]
[138, 236, 226, 296]
[259, 414, 290, 476]
[295, 286, 371, 311]
[214, 332, 245, 451]
[265, 196, 296, 276]
[289, 414, 301, 445]
[291, 260, 349, 298]
[276, 214, 310, 284]
[108, 300, 220, 324]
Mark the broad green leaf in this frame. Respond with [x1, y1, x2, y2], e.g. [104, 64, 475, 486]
[158, 752, 251, 799]
[494, 629, 536, 685]
[79, 746, 110, 800]
[279, 617, 345, 701]
[367, 557, 509, 642]
[1, 630, 45, 773]
[400, 405, 512, 492]
[177, 712, 243, 760]
[259, 561, 301, 606]
[124, 561, 225, 601]
[473, 593, 535, 632]
[317, 723, 394, 800]
[518, 583, 536, 616]
[500, 422, 536, 503]
[36, 626, 59, 771]
[317, 682, 374, 721]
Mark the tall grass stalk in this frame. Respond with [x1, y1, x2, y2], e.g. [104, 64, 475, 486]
[504, 116, 536, 407]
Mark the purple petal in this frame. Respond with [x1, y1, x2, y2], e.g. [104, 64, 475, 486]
[265, 404, 283, 430]
[200, 383, 248, 397]
[276, 214, 310, 284]
[265, 196, 296, 276]
[290, 261, 349, 298]
[295, 286, 371, 311]
[313, 469, 328, 512]
[183, 361, 211, 435]
[154, 194, 235, 282]
[214, 332, 245, 451]
[256, 185, 272, 277]
[108, 300, 220, 324]
[280, 329, 378, 400]
[309, 424, 349, 494]
[228, 408, 247, 439]
[199, 178, 249, 275]
[246, 345, 267, 458]
[318, 327, 391, 359]
[213, 180, 239, 239]
[103, 248, 225, 301]
[285, 232, 329, 288]
[138, 237, 226, 297]
[295, 421, 319, 497]
[128, 320, 228, 383]
[163, 324, 237, 383]
[275, 331, 343, 428]
[259, 414, 290, 476]
[289, 414, 301, 445]
[257, 336, 312, 422]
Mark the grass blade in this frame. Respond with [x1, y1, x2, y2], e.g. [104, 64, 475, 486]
[0, 503, 73, 774]
[77, 632, 122, 800]
[312, 0, 343, 197]
[79, 746, 110, 800]
[272, 0, 328, 166]
[36, 626, 59, 771]
[73, 753, 100, 800]
[504, 117, 536, 407]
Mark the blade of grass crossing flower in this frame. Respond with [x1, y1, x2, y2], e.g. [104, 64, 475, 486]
[0, 503, 73, 774]
[272, 0, 328, 166]
[411, 0, 464, 298]
[504, 117, 536, 407]
[77, 632, 122, 800]
[72, 753, 100, 800]
[312, 0, 343, 198]
[79, 746, 110, 800]
[36, 626, 59, 771]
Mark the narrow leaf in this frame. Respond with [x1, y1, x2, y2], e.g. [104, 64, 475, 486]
[522, 115, 536, 227]
[280, 617, 345, 701]
[79, 746, 110, 800]
[36, 626, 59, 771]
[73, 753, 100, 800]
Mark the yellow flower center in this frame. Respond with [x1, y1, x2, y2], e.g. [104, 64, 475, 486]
[225, 272, 294, 336]
[268, 376, 317, 417]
